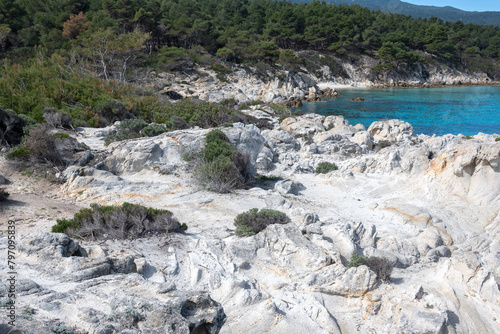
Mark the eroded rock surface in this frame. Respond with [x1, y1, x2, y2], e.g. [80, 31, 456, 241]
[2, 113, 499, 333]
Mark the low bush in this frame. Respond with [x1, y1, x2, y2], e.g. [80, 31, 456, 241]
[25, 125, 64, 165]
[104, 118, 148, 145]
[8, 125, 65, 166]
[6, 147, 31, 160]
[94, 99, 133, 127]
[348, 253, 394, 283]
[0, 108, 29, 147]
[165, 116, 189, 130]
[315, 161, 338, 174]
[0, 188, 9, 201]
[52, 202, 185, 240]
[234, 208, 291, 236]
[141, 123, 167, 137]
[43, 110, 72, 129]
[53, 133, 70, 140]
[194, 129, 250, 193]
[347, 253, 365, 268]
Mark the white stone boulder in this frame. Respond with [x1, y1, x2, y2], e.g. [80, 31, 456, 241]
[368, 119, 416, 143]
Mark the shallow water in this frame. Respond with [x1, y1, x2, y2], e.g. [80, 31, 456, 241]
[294, 86, 500, 136]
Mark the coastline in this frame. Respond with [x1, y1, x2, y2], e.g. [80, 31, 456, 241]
[318, 81, 500, 90]
[298, 85, 500, 137]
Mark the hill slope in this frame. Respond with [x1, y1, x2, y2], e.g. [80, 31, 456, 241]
[291, 0, 500, 26]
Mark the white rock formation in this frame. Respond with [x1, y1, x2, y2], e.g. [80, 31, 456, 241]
[2, 113, 499, 333]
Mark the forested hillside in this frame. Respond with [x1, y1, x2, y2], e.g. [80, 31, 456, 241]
[291, 0, 500, 27]
[2, 0, 500, 61]
[1, 0, 499, 128]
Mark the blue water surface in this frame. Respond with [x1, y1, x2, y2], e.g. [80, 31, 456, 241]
[294, 86, 500, 136]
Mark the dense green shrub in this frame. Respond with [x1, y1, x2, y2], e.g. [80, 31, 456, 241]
[201, 129, 236, 161]
[347, 253, 365, 268]
[6, 147, 31, 160]
[141, 123, 167, 137]
[52, 202, 185, 240]
[315, 162, 338, 174]
[53, 133, 70, 139]
[194, 129, 251, 193]
[104, 118, 147, 145]
[0, 56, 131, 126]
[348, 253, 394, 283]
[165, 116, 190, 130]
[234, 208, 291, 236]
[156, 46, 193, 70]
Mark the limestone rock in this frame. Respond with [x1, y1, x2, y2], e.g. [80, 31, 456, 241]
[274, 179, 305, 195]
[280, 114, 326, 138]
[138, 292, 226, 334]
[224, 123, 266, 176]
[111, 255, 137, 274]
[64, 257, 113, 282]
[313, 265, 377, 297]
[263, 129, 300, 151]
[256, 146, 274, 172]
[426, 246, 451, 262]
[368, 119, 416, 143]
[19, 233, 84, 258]
[351, 131, 374, 151]
[396, 308, 447, 334]
[228, 223, 339, 271]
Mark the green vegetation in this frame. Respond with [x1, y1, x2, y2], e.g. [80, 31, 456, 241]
[1, 0, 499, 141]
[11, 125, 64, 166]
[234, 208, 291, 236]
[289, 0, 500, 27]
[194, 129, 250, 193]
[315, 162, 338, 174]
[348, 253, 394, 283]
[52, 202, 184, 240]
[496, 137, 500, 142]
[104, 118, 148, 145]
[7, 147, 31, 160]
[2, 0, 499, 70]
[347, 253, 365, 268]
[53, 133, 70, 139]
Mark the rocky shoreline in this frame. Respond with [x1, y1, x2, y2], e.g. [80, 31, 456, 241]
[1, 108, 499, 333]
[148, 52, 499, 107]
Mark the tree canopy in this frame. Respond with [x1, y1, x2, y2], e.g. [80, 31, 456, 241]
[1, 0, 499, 64]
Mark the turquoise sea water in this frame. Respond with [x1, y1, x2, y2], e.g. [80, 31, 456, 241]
[294, 86, 500, 136]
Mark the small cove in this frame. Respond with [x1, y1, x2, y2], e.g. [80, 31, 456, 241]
[294, 86, 500, 136]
